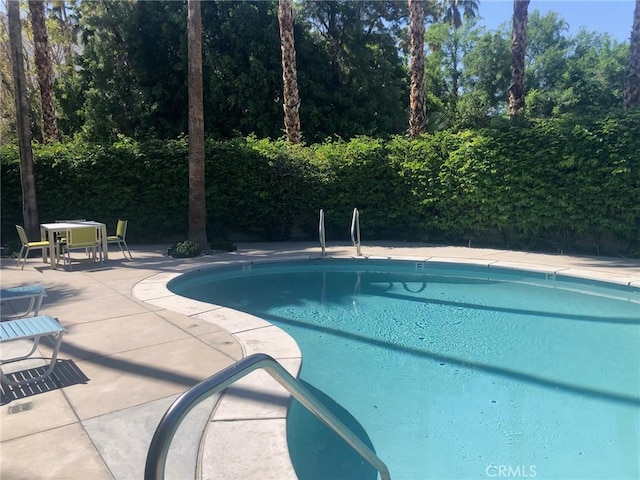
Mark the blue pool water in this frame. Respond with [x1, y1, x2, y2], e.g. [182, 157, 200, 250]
[169, 259, 640, 480]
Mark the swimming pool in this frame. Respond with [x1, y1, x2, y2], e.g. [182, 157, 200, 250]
[169, 258, 640, 479]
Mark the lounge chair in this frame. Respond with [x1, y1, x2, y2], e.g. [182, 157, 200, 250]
[0, 284, 47, 320]
[0, 315, 67, 386]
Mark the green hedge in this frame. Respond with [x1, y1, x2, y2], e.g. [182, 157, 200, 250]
[2, 112, 638, 256]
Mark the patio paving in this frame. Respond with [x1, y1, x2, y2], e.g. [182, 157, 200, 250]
[1, 242, 638, 480]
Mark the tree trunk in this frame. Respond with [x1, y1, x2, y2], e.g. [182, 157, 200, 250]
[8, 0, 40, 239]
[278, 0, 302, 143]
[623, 0, 640, 108]
[451, 34, 460, 112]
[508, 0, 530, 117]
[187, 0, 207, 247]
[29, 0, 59, 142]
[408, 0, 426, 138]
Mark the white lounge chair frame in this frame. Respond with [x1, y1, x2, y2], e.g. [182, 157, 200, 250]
[0, 315, 67, 386]
[0, 284, 47, 319]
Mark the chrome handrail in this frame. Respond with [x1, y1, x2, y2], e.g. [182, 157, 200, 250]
[319, 208, 326, 255]
[351, 207, 362, 256]
[144, 353, 391, 480]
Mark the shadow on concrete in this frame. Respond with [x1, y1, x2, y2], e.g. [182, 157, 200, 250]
[1, 359, 89, 405]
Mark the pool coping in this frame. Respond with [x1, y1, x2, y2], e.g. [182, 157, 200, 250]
[131, 251, 640, 479]
[133, 255, 314, 479]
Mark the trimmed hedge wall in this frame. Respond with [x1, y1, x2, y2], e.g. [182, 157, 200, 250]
[2, 113, 639, 256]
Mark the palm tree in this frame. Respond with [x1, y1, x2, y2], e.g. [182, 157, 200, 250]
[440, 0, 478, 29]
[187, 0, 207, 247]
[278, 0, 302, 143]
[29, 0, 59, 142]
[408, 0, 426, 138]
[623, 0, 640, 108]
[8, 0, 40, 239]
[509, 0, 530, 117]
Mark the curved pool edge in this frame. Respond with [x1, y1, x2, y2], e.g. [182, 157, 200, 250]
[132, 256, 311, 480]
[132, 250, 639, 480]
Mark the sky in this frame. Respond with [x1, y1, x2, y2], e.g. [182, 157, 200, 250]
[478, 0, 636, 43]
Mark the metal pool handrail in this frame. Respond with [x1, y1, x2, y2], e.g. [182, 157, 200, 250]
[351, 207, 362, 256]
[144, 353, 391, 480]
[319, 208, 326, 255]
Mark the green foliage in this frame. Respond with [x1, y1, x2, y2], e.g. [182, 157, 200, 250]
[202, 1, 283, 139]
[1, 1, 633, 145]
[295, 0, 409, 141]
[74, 1, 154, 141]
[2, 114, 639, 256]
[51, 0, 410, 143]
[455, 9, 629, 125]
[206, 137, 320, 240]
[524, 11, 628, 118]
[459, 28, 511, 125]
[167, 240, 201, 258]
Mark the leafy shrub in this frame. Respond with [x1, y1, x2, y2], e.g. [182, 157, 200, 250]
[167, 240, 201, 258]
[2, 111, 638, 256]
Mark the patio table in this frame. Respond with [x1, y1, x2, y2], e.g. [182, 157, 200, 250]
[40, 221, 108, 269]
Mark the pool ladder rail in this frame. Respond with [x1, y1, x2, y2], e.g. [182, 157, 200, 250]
[351, 207, 362, 256]
[144, 353, 391, 480]
[318, 207, 363, 257]
[319, 208, 326, 255]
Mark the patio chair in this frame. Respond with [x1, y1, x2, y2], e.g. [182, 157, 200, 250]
[60, 226, 103, 270]
[15, 225, 50, 270]
[107, 220, 132, 259]
[0, 284, 47, 320]
[55, 219, 87, 249]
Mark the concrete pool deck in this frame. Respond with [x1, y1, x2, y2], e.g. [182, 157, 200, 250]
[1, 242, 638, 479]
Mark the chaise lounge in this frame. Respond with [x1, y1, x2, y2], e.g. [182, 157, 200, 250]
[0, 315, 68, 386]
[0, 284, 47, 320]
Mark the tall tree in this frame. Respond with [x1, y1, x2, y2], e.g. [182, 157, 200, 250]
[202, 2, 283, 139]
[297, 0, 408, 140]
[624, 0, 640, 108]
[425, 19, 480, 126]
[50, 0, 76, 69]
[439, 0, 478, 30]
[437, 0, 479, 110]
[187, 0, 207, 247]
[29, 0, 58, 141]
[408, 0, 426, 138]
[278, 0, 301, 143]
[75, 0, 145, 141]
[458, 27, 510, 126]
[8, 0, 40, 238]
[509, 0, 530, 117]
[557, 30, 627, 114]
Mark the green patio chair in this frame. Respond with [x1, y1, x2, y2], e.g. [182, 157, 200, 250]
[60, 226, 102, 270]
[107, 220, 132, 259]
[15, 225, 50, 270]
